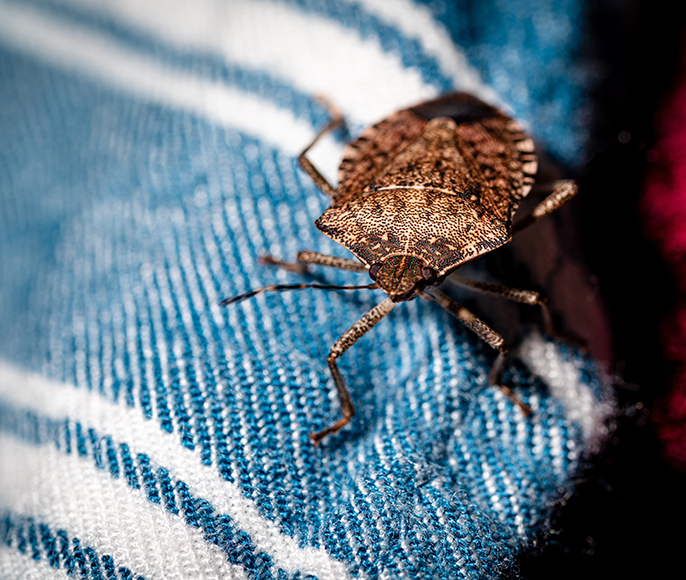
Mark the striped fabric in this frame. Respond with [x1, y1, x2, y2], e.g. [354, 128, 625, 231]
[0, 1, 612, 578]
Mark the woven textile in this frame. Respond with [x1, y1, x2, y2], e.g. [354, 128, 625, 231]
[0, 1, 612, 578]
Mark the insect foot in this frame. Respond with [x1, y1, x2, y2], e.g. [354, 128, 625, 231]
[221, 92, 577, 444]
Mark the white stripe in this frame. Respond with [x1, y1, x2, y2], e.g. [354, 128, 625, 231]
[0, 1, 341, 161]
[0, 362, 353, 580]
[43, 0, 441, 124]
[0, 436, 248, 580]
[348, 0, 500, 106]
[0, 544, 73, 580]
[517, 333, 612, 443]
[0, 0, 495, 182]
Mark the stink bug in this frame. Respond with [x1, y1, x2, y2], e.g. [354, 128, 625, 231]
[222, 92, 577, 444]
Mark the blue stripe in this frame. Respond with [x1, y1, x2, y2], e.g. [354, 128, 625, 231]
[137, 453, 161, 504]
[157, 467, 179, 514]
[120, 299, 137, 409]
[104, 436, 120, 478]
[102, 554, 118, 580]
[160, 241, 213, 464]
[154, 265, 197, 452]
[75, 420, 89, 457]
[89, 428, 104, 470]
[119, 443, 140, 490]
[39, 522, 59, 568]
[140, 284, 174, 434]
[56, 529, 73, 575]
[62, 419, 72, 455]
[71, 537, 90, 578]
[134, 311, 153, 419]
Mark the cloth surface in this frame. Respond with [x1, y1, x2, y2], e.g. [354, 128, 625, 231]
[0, 1, 613, 578]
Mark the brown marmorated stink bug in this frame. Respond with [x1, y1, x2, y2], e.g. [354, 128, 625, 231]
[222, 92, 577, 445]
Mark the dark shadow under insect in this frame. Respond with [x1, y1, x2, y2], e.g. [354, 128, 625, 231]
[221, 92, 577, 445]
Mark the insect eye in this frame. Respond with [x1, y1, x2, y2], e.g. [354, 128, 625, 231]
[369, 263, 381, 281]
[422, 266, 437, 283]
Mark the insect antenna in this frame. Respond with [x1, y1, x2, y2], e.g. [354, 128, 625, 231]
[220, 282, 379, 306]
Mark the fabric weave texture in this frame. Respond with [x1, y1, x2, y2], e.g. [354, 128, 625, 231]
[0, 1, 612, 579]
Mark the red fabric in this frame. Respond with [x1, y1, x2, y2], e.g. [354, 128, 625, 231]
[642, 48, 686, 467]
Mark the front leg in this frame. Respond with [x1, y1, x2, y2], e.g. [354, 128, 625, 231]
[261, 251, 368, 274]
[419, 289, 531, 415]
[311, 297, 395, 445]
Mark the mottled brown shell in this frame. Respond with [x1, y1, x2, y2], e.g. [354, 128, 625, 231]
[315, 93, 537, 276]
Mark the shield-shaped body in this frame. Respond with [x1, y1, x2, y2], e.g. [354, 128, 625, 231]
[316, 93, 538, 279]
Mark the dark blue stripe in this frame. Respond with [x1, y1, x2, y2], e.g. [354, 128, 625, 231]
[85, 546, 104, 580]
[181, 170, 313, 530]
[102, 554, 117, 580]
[176, 480, 199, 529]
[158, 243, 213, 463]
[148, 263, 195, 451]
[140, 283, 174, 434]
[75, 422, 88, 457]
[39, 522, 59, 569]
[26, 519, 40, 561]
[157, 467, 179, 514]
[188, 180, 254, 487]
[137, 453, 161, 504]
[135, 316, 153, 420]
[119, 442, 140, 489]
[119, 301, 136, 409]
[63, 418, 72, 454]
[56, 529, 74, 575]
[89, 428, 104, 470]
[104, 436, 120, 478]
[70, 537, 90, 578]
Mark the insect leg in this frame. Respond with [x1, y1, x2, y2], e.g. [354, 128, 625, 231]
[261, 251, 367, 274]
[299, 100, 344, 199]
[311, 296, 395, 445]
[512, 180, 578, 234]
[220, 282, 377, 306]
[449, 276, 553, 335]
[419, 289, 531, 415]
[297, 251, 367, 271]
